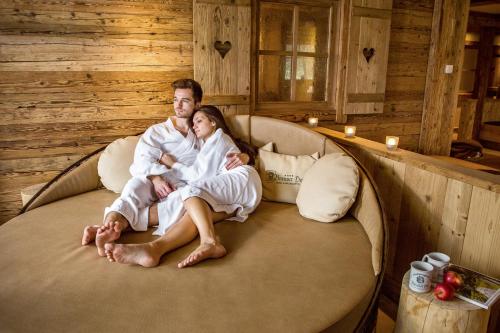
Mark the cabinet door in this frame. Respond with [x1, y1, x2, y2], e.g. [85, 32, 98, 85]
[345, 2, 392, 115]
[193, 0, 251, 115]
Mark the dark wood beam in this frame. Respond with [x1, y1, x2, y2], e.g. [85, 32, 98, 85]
[471, 27, 495, 140]
[419, 0, 470, 155]
[470, 0, 499, 5]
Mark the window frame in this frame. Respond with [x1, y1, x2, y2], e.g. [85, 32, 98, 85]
[252, 0, 340, 115]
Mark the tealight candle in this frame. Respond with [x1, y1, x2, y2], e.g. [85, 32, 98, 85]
[308, 117, 319, 127]
[386, 136, 399, 150]
[344, 126, 356, 138]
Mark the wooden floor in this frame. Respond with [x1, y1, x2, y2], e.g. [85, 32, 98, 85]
[376, 309, 395, 333]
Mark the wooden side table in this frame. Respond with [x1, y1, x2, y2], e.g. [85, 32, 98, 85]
[395, 271, 491, 333]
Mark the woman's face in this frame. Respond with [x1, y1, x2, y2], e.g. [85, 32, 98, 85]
[192, 111, 216, 140]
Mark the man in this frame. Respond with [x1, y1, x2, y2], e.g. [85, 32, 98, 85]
[81, 79, 248, 260]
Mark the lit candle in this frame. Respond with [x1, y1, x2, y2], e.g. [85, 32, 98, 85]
[344, 126, 356, 138]
[308, 117, 319, 127]
[386, 136, 399, 150]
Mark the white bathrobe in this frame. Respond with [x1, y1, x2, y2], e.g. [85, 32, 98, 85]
[153, 128, 262, 235]
[129, 118, 199, 183]
[105, 118, 200, 231]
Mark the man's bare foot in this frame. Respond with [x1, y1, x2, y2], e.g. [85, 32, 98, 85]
[81, 225, 100, 245]
[177, 242, 227, 268]
[104, 243, 161, 268]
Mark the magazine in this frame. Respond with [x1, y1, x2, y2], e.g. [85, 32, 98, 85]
[447, 264, 500, 309]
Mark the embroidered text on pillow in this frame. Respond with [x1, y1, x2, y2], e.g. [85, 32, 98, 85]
[265, 170, 303, 185]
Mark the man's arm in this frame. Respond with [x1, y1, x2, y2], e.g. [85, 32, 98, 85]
[148, 175, 175, 199]
[225, 152, 249, 170]
[130, 126, 170, 177]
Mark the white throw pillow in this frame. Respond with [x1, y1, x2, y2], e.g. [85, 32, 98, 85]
[296, 153, 359, 222]
[258, 142, 319, 204]
[98, 136, 139, 193]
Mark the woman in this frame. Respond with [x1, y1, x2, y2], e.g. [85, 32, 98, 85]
[104, 106, 262, 268]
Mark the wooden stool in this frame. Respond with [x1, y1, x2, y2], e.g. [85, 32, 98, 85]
[395, 271, 490, 333]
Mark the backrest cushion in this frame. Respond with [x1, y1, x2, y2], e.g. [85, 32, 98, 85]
[98, 136, 139, 193]
[296, 153, 359, 222]
[250, 116, 326, 156]
[258, 142, 319, 204]
[226, 115, 250, 143]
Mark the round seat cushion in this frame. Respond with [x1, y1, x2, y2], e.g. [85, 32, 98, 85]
[0, 189, 375, 332]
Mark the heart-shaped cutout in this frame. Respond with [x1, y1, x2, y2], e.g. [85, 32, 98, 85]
[363, 47, 375, 63]
[214, 40, 232, 59]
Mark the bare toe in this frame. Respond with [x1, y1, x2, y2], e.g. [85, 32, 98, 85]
[178, 242, 226, 268]
[82, 225, 100, 245]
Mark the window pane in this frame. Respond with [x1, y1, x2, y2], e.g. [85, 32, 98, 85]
[258, 55, 291, 102]
[259, 4, 293, 52]
[295, 57, 327, 102]
[298, 6, 330, 54]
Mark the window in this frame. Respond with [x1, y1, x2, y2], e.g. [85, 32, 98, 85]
[256, 1, 338, 111]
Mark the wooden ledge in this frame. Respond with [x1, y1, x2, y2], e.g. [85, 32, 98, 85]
[313, 127, 500, 193]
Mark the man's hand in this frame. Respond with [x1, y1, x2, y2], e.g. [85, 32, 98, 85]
[149, 175, 175, 199]
[225, 152, 249, 170]
[159, 153, 177, 168]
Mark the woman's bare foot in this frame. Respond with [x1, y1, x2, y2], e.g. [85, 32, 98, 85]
[95, 222, 124, 256]
[104, 243, 160, 268]
[177, 242, 227, 268]
[81, 225, 100, 245]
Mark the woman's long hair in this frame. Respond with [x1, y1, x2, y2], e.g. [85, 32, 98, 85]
[190, 105, 257, 165]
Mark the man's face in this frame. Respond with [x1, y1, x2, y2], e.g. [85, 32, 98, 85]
[173, 88, 197, 119]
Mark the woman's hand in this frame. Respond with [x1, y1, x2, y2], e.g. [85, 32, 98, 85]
[159, 153, 177, 168]
[149, 175, 175, 199]
[225, 152, 249, 170]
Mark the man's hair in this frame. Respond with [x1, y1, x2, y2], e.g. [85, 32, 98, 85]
[171, 79, 203, 103]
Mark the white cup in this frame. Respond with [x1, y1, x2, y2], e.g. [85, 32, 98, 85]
[422, 252, 450, 284]
[409, 261, 434, 293]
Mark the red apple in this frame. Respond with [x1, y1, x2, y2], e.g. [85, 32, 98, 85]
[444, 271, 464, 289]
[434, 283, 455, 300]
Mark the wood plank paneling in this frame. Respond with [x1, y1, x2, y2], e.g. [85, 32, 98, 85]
[437, 179, 472, 262]
[460, 187, 500, 278]
[0, 0, 193, 224]
[395, 165, 448, 277]
[374, 156, 406, 276]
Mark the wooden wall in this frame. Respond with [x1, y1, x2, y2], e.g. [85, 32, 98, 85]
[323, 0, 433, 151]
[0, 0, 193, 224]
[0, 0, 435, 224]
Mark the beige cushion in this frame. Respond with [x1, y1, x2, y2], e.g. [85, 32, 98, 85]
[0, 191, 375, 332]
[296, 153, 359, 223]
[97, 136, 139, 193]
[258, 142, 319, 203]
[226, 115, 250, 143]
[250, 116, 326, 156]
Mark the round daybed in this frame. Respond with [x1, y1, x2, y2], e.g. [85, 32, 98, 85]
[0, 116, 387, 332]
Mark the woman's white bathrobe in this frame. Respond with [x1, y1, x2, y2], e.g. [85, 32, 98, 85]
[105, 118, 200, 231]
[153, 128, 262, 235]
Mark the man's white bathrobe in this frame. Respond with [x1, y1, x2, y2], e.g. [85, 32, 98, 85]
[153, 128, 262, 235]
[105, 118, 200, 231]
